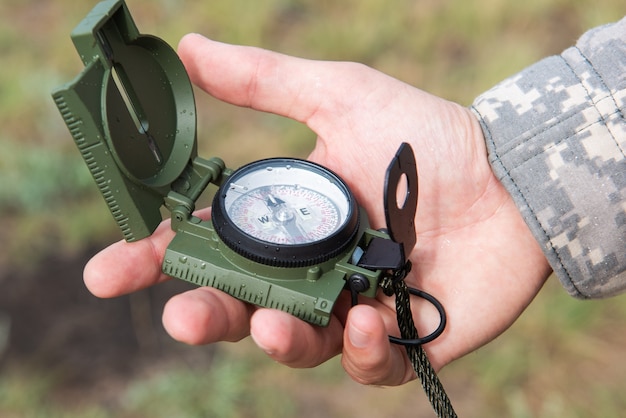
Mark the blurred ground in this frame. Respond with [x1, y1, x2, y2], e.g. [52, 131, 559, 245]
[3, 247, 626, 417]
[0, 247, 209, 404]
[0, 246, 464, 417]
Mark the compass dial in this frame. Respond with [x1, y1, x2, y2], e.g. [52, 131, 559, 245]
[212, 159, 359, 267]
[228, 185, 343, 244]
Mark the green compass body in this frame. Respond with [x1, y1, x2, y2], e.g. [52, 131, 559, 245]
[52, 0, 414, 326]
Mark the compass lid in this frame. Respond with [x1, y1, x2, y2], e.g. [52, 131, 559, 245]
[52, 0, 198, 240]
[80, 0, 197, 188]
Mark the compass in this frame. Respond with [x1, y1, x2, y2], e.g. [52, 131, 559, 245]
[212, 158, 359, 267]
[52, 0, 445, 333]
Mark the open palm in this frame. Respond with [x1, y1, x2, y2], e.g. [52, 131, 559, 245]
[84, 34, 551, 386]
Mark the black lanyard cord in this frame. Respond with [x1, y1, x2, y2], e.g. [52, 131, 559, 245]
[348, 270, 457, 417]
[380, 276, 457, 418]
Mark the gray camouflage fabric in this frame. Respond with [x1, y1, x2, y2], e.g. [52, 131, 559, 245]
[471, 17, 626, 299]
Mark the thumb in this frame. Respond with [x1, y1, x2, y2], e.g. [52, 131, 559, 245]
[342, 304, 414, 386]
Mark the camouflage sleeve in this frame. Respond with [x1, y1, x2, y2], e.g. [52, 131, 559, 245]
[471, 17, 626, 299]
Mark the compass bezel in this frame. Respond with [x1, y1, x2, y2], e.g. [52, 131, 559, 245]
[211, 158, 360, 268]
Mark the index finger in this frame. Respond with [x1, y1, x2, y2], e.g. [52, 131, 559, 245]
[83, 219, 174, 298]
[83, 207, 211, 297]
[177, 33, 376, 129]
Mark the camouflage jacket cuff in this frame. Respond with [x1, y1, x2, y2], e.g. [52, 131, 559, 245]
[471, 18, 626, 298]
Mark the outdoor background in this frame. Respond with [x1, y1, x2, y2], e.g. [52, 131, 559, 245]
[1, 0, 625, 416]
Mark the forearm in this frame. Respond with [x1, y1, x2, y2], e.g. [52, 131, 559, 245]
[471, 17, 626, 298]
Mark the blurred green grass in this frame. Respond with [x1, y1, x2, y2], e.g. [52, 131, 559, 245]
[1, 0, 625, 417]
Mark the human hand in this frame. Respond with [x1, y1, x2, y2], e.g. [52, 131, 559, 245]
[84, 34, 552, 386]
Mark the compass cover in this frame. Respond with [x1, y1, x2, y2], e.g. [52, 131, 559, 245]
[52, 0, 198, 241]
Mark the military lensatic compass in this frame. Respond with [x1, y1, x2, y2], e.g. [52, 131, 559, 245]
[51, 0, 447, 341]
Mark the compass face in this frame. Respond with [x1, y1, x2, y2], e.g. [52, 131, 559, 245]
[227, 184, 344, 244]
[212, 159, 359, 267]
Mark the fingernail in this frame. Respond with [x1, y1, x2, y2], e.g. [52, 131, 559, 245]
[250, 331, 276, 356]
[348, 323, 370, 348]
